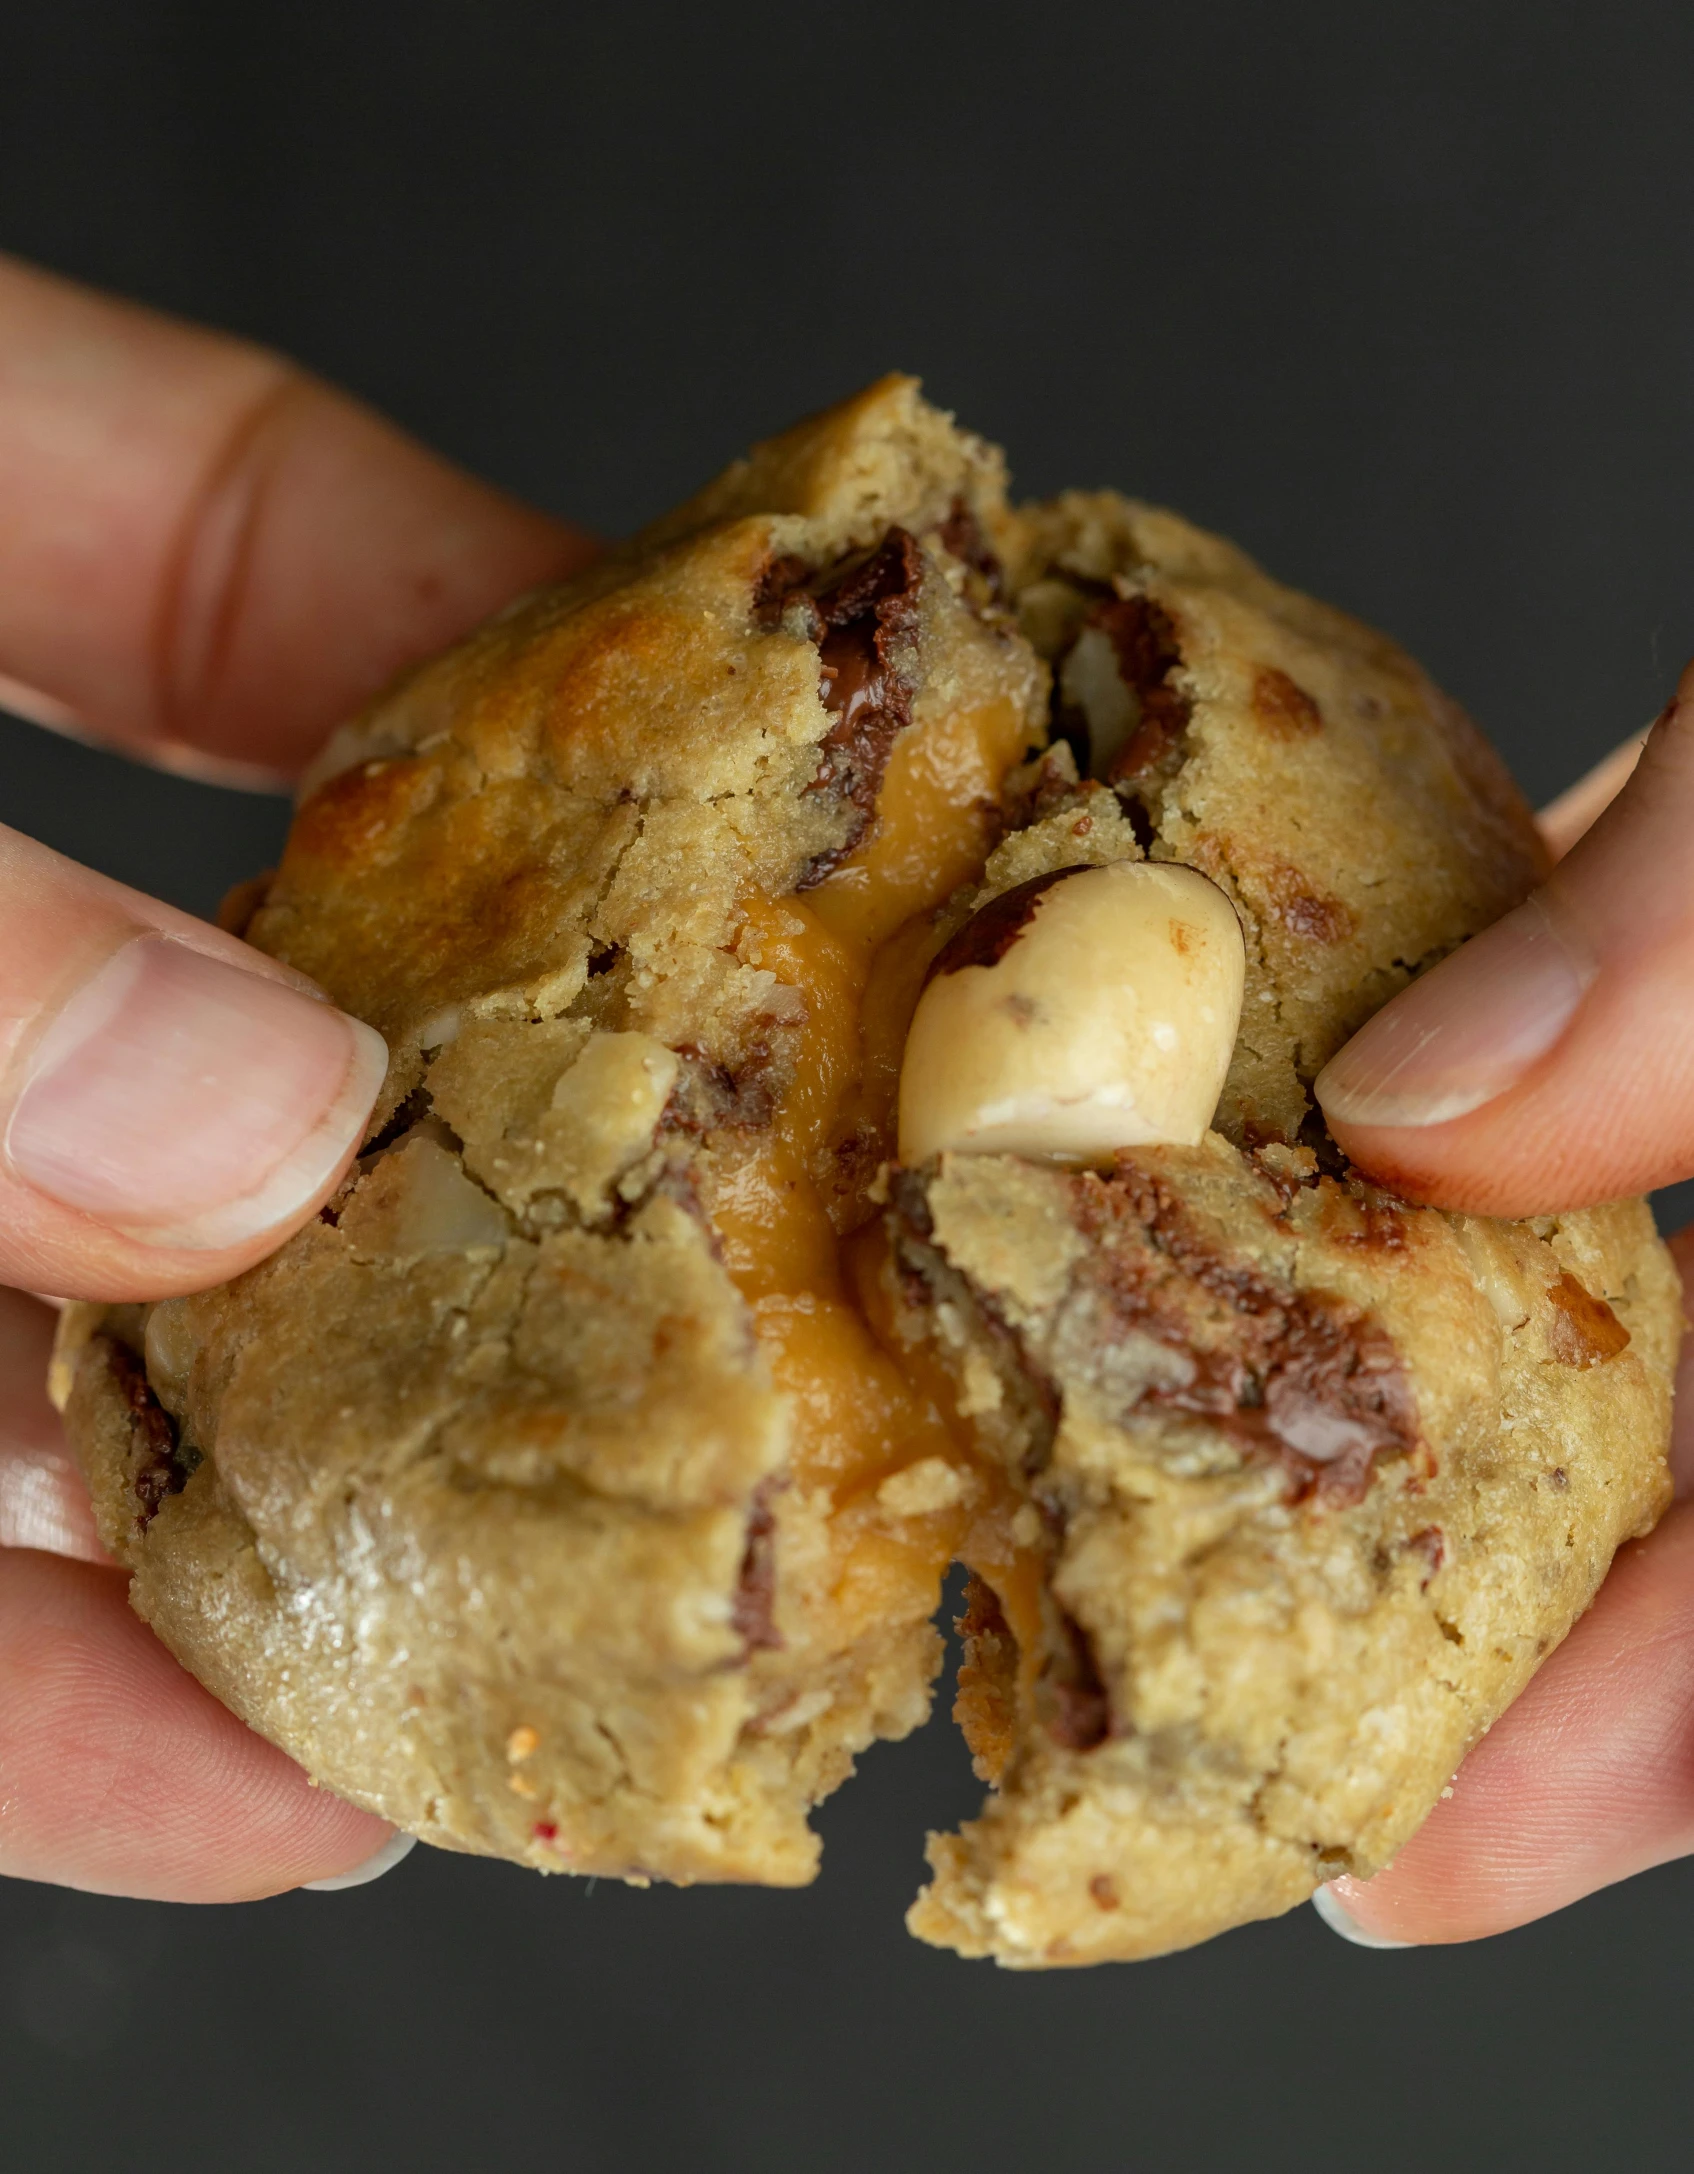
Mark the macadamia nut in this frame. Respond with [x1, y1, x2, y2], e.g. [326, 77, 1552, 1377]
[1059, 624, 1137, 777]
[897, 861, 1245, 1165]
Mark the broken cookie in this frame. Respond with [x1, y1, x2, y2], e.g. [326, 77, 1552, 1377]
[52, 379, 1678, 1963]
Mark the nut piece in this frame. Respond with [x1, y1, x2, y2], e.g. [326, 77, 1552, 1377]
[1059, 622, 1137, 777]
[897, 861, 1245, 1165]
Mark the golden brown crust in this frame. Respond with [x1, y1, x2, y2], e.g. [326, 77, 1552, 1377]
[637, 374, 1009, 565]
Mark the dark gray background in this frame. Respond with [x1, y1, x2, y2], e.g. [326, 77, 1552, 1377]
[2, 3, 1692, 2168]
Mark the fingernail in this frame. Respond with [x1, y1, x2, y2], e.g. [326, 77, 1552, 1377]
[5, 935, 387, 1248]
[1315, 894, 1594, 1129]
[302, 1831, 417, 1892]
[1311, 1882, 1413, 1950]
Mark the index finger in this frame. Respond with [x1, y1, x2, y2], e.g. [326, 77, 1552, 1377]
[0, 254, 596, 778]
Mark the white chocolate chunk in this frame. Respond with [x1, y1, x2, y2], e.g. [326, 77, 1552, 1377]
[1059, 623, 1137, 777]
[897, 861, 1245, 1165]
[340, 1133, 512, 1255]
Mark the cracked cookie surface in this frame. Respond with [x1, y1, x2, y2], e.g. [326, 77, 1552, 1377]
[886, 1146, 1673, 1963]
[52, 380, 1677, 1955]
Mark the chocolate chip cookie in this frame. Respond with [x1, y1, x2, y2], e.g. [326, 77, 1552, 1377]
[53, 378, 1678, 1962]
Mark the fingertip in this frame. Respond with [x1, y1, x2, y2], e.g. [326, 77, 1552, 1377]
[301, 1829, 418, 1894]
[1311, 1880, 1415, 1950]
[0, 1549, 395, 1901]
[0, 924, 388, 1301]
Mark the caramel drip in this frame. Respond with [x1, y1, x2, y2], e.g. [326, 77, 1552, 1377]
[716, 685, 1039, 1663]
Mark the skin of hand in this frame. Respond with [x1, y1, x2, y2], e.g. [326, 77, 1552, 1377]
[0, 253, 597, 1898]
[1314, 684, 1694, 1946]
[5, 254, 1687, 1930]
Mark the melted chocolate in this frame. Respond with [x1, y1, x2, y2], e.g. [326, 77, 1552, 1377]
[100, 1335, 200, 1530]
[761, 530, 923, 887]
[1094, 596, 1192, 789]
[936, 498, 1005, 599]
[1038, 1609, 1112, 1752]
[661, 1050, 776, 1136]
[752, 553, 814, 629]
[1070, 1169, 1420, 1507]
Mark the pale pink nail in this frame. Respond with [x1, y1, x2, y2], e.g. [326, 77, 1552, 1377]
[302, 1831, 417, 1892]
[1314, 895, 1595, 1129]
[1311, 1883, 1413, 1950]
[4, 936, 386, 1248]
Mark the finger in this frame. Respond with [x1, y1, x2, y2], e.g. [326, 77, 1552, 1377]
[0, 252, 596, 777]
[0, 1546, 394, 1899]
[1538, 731, 1648, 862]
[0, 826, 386, 1301]
[0, 1288, 106, 1562]
[1316, 663, 1694, 1214]
[1669, 1223, 1694, 1500]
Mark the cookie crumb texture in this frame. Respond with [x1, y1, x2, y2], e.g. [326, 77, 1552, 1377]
[54, 379, 1677, 1963]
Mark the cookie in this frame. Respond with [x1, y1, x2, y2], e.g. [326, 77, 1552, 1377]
[883, 498, 1675, 1959]
[56, 379, 1045, 1886]
[52, 380, 1678, 1960]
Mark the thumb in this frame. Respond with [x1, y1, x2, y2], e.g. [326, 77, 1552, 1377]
[1315, 663, 1694, 1216]
[0, 824, 384, 1300]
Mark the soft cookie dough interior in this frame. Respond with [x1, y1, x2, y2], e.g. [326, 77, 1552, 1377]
[53, 380, 1677, 1966]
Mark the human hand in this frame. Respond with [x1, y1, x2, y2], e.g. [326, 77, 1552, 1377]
[0, 255, 595, 1899]
[1312, 678, 1694, 1947]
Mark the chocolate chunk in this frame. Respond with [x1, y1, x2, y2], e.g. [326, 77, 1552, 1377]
[1404, 1525, 1445, 1588]
[732, 1482, 783, 1653]
[762, 529, 922, 886]
[892, 1153, 1415, 1509]
[752, 553, 815, 629]
[100, 1335, 201, 1530]
[1070, 1169, 1420, 1507]
[1038, 1609, 1112, 1752]
[662, 1050, 775, 1136]
[935, 498, 1005, 600]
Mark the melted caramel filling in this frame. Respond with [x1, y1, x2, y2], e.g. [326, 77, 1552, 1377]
[716, 691, 1048, 1675]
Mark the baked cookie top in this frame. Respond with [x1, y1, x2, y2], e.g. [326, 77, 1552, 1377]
[1001, 493, 1547, 1144]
